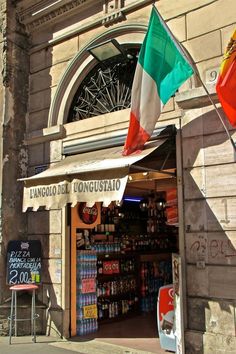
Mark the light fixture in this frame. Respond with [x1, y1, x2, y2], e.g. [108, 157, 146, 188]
[87, 39, 124, 62]
[139, 199, 148, 212]
[156, 198, 166, 211]
[124, 197, 142, 203]
[115, 200, 123, 207]
[127, 53, 134, 59]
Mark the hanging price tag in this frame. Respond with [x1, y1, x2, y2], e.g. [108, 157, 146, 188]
[83, 304, 98, 319]
[81, 278, 96, 294]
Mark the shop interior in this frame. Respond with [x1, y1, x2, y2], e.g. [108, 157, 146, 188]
[72, 137, 178, 352]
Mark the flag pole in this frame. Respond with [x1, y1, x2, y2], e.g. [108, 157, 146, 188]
[152, 3, 236, 153]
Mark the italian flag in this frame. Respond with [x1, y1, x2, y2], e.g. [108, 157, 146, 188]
[216, 29, 236, 127]
[123, 7, 194, 156]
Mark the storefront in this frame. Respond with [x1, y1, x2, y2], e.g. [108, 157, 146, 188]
[21, 129, 180, 341]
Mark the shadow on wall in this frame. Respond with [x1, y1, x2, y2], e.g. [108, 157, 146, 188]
[0, 38, 57, 336]
[28, 210, 64, 338]
[181, 106, 236, 352]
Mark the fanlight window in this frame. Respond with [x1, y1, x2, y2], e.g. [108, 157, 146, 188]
[68, 47, 139, 122]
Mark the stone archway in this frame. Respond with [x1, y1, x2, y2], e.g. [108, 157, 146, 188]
[48, 25, 147, 127]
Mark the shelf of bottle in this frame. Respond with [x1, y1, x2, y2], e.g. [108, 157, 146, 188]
[97, 272, 136, 280]
[131, 248, 177, 255]
[96, 249, 176, 257]
[97, 252, 137, 259]
[116, 249, 176, 256]
[97, 290, 137, 300]
[120, 217, 148, 221]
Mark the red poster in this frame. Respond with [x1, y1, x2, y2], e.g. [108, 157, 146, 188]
[103, 260, 120, 274]
[111, 260, 120, 274]
[81, 278, 96, 294]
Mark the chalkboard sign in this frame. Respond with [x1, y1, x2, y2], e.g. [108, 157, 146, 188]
[6, 240, 42, 285]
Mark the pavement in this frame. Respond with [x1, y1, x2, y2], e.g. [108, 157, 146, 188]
[0, 335, 167, 354]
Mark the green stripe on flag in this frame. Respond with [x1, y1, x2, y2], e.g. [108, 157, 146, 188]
[139, 7, 194, 105]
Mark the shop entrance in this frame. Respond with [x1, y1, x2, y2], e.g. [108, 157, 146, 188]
[70, 136, 179, 352]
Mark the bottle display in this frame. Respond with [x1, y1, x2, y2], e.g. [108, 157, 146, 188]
[97, 257, 136, 276]
[94, 206, 116, 233]
[97, 296, 139, 320]
[119, 233, 174, 253]
[140, 260, 172, 313]
[91, 242, 121, 254]
[75, 196, 178, 328]
[96, 253, 138, 322]
[97, 276, 137, 297]
[76, 250, 98, 336]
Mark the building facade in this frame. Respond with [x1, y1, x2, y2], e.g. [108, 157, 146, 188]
[0, 0, 236, 353]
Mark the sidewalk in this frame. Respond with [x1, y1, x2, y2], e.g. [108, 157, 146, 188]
[0, 335, 167, 354]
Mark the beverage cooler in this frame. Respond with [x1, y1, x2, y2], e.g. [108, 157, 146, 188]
[157, 284, 176, 352]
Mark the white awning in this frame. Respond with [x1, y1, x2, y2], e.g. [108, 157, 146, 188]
[21, 139, 166, 211]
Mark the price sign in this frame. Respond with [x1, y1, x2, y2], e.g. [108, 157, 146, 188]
[81, 278, 96, 294]
[83, 304, 98, 319]
[6, 240, 42, 285]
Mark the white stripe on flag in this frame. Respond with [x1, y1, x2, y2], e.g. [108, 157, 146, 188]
[131, 62, 162, 136]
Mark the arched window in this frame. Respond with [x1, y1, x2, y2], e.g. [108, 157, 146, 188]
[67, 46, 140, 122]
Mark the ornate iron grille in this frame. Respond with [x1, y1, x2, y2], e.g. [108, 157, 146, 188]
[68, 47, 139, 122]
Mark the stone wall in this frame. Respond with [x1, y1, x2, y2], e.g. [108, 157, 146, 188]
[180, 103, 236, 353]
[0, 0, 29, 302]
[175, 1, 236, 353]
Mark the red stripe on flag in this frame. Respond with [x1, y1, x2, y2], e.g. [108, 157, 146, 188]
[122, 112, 150, 156]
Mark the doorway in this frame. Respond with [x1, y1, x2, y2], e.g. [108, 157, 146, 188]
[69, 135, 180, 354]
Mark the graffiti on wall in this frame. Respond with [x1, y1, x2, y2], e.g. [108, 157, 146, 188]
[189, 234, 236, 262]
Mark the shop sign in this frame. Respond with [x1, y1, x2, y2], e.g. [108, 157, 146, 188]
[21, 139, 166, 212]
[78, 203, 98, 224]
[81, 278, 96, 294]
[23, 176, 128, 211]
[83, 304, 98, 319]
[28, 179, 121, 199]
